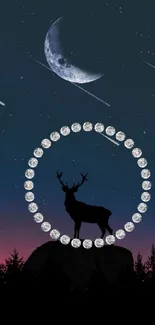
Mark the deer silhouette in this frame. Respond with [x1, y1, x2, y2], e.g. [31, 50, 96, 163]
[56, 171, 113, 239]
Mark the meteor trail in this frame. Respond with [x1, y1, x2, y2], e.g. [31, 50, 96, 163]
[100, 132, 120, 146]
[71, 82, 111, 107]
[33, 59, 111, 107]
[143, 60, 155, 69]
[34, 59, 52, 71]
[0, 101, 5, 107]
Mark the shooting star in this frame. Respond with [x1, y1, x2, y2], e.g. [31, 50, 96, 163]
[100, 132, 120, 146]
[143, 60, 155, 69]
[71, 82, 111, 107]
[0, 101, 5, 107]
[33, 59, 111, 107]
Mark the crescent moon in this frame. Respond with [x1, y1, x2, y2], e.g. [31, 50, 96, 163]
[44, 17, 102, 84]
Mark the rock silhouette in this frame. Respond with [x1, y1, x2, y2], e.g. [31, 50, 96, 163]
[23, 241, 134, 293]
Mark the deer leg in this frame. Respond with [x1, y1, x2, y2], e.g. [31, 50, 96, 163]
[101, 228, 106, 239]
[98, 223, 106, 239]
[74, 221, 81, 238]
[106, 224, 113, 235]
[74, 224, 76, 238]
[77, 222, 81, 239]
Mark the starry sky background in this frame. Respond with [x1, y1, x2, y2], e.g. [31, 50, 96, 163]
[0, 0, 155, 263]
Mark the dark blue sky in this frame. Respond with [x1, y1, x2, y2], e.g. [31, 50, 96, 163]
[0, 0, 155, 262]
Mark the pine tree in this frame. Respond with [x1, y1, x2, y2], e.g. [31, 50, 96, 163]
[134, 252, 146, 283]
[5, 249, 24, 273]
[0, 263, 5, 286]
[5, 249, 24, 287]
[145, 244, 155, 280]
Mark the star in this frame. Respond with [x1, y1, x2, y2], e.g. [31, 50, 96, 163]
[119, 7, 123, 14]
[20, 76, 24, 80]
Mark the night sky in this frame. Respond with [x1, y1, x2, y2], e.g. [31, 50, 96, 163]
[0, 0, 155, 263]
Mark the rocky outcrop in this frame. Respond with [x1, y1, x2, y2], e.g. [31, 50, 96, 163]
[23, 241, 134, 291]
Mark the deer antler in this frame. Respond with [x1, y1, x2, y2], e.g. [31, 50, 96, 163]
[56, 171, 68, 187]
[74, 173, 88, 189]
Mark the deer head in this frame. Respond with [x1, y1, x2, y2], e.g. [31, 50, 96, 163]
[56, 171, 88, 194]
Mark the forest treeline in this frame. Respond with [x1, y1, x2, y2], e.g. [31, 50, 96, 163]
[0, 245, 155, 305]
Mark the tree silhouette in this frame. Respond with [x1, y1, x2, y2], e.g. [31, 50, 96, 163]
[4, 249, 24, 288]
[134, 252, 146, 283]
[0, 263, 5, 287]
[145, 244, 155, 283]
[5, 248, 24, 271]
[1, 243, 155, 303]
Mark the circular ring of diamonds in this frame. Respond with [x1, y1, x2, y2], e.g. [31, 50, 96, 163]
[24, 121, 152, 248]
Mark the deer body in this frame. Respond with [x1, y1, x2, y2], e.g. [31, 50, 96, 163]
[65, 195, 111, 223]
[57, 171, 113, 239]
